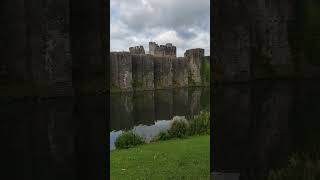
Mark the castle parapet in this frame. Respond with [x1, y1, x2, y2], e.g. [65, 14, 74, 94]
[129, 46, 145, 54]
[149, 42, 176, 57]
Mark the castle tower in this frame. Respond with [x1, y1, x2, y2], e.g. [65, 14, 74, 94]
[149, 42, 158, 55]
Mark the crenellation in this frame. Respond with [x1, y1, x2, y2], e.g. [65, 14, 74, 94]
[149, 42, 176, 57]
[110, 42, 207, 92]
[129, 46, 145, 54]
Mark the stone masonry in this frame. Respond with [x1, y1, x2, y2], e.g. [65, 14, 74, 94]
[213, 0, 320, 82]
[185, 48, 204, 86]
[110, 42, 206, 92]
[149, 42, 176, 57]
[129, 46, 145, 55]
[110, 52, 132, 91]
[172, 57, 188, 87]
[131, 54, 154, 90]
[154, 56, 173, 89]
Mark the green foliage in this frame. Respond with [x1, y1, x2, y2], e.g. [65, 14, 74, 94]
[188, 111, 210, 136]
[201, 57, 210, 85]
[155, 130, 171, 141]
[168, 120, 189, 138]
[115, 131, 145, 149]
[268, 150, 320, 180]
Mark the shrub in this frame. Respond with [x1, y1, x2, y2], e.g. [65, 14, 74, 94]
[115, 131, 144, 149]
[155, 131, 171, 141]
[168, 119, 189, 138]
[188, 111, 210, 136]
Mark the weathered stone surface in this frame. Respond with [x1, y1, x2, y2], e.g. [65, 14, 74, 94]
[172, 57, 188, 87]
[129, 46, 145, 54]
[70, 0, 107, 96]
[1, 0, 73, 97]
[42, 0, 73, 97]
[154, 56, 173, 89]
[132, 54, 154, 90]
[185, 48, 204, 86]
[149, 42, 176, 57]
[213, 0, 320, 82]
[110, 52, 132, 91]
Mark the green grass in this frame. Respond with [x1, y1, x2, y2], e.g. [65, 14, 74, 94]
[110, 135, 210, 180]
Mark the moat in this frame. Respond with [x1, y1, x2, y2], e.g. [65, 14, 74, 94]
[110, 87, 210, 150]
[1, 80, 319, 179]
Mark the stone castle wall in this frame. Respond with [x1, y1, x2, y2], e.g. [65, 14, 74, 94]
[185, 48, 204, 86]
[110, 48, 206, 92]
[129, 46, 145, 54]
[213, 0, 320, 82]
[149, 42, 176, 57]
[110, 52, 133, 91]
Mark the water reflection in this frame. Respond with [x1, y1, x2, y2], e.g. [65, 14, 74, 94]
[212, 80, 320, 179]
[110, 87, 210, 132]
[110, 87, 210, 150]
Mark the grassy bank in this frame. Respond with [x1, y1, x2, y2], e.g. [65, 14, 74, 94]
[110, 135, 210, 180]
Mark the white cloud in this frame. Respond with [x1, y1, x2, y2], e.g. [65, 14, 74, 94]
[110, 0, 210, 57]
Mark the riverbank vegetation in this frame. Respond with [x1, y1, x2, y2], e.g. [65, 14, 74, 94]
[111, 135, 210, 179]
[114, 111, 210, 149]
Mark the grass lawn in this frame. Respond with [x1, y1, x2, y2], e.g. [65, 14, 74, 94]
[110, 135, 210, 180]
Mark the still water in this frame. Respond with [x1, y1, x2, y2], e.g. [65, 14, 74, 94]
[110, 87, 210, 150]
[1, 81, 320, 179]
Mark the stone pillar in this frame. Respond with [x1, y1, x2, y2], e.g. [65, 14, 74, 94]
[110, 52, 132, 92]
[172, 57, 188, 87]
[185, 48, 204, 86]
[154, 56, 173, 89]
[132, 54, 154, 90]
[42, 0, 73, 97]
[1, 0, 73, 97]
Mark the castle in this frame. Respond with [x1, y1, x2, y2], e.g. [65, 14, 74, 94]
[128, 42, 177, 57]
[110, 42, 207, 92]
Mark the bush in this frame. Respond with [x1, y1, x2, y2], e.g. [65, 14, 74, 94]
[155, 131, 171, 141]
[115, 131, 144, 149]
[188, 111, 210, 136]
[168, 119, 189, 138]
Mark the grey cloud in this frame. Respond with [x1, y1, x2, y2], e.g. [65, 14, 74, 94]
[111, 0, 210, 56]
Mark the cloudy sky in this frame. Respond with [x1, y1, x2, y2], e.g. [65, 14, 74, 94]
[110, 0, 210, 57]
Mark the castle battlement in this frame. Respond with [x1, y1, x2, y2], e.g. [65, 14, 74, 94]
[129, 46, 145, 54]
[149, 42, 176, 57]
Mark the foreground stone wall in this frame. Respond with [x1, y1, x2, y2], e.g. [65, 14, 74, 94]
[1, 0, 73, 97]
[213, 0, 320, 82]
